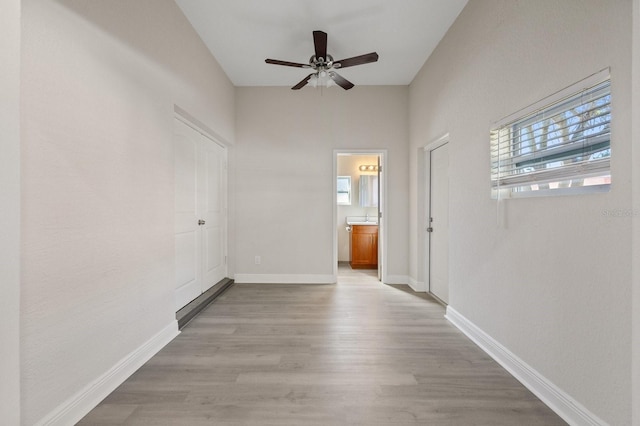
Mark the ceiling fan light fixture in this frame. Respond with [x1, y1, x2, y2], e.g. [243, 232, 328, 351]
[317, 71, 329, 88]
[306, 71, 334, 89]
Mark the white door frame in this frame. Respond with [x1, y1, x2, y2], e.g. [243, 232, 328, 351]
[423, 134, 449, 299]
[333, 149, 388, 282]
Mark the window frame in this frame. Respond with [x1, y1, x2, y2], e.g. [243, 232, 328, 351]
[490, 68, 611, 199]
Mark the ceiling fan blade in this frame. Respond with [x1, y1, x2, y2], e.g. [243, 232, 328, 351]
[313, 31, 328, 60]
[330, 72, 354, 90]
[265, 59, 310, 68]
[334, 52, 379, 69]
[292, 74, 314, 90]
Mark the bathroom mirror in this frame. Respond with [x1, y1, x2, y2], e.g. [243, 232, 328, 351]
[359, 175, 378, 207]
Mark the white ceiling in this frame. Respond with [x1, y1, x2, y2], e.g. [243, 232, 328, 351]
[175, 0, 468, 87]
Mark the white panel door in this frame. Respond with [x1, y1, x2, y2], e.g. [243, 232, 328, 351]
[174, 118, 227, 311]
[429, 143, 449, 304]
[174, 119, 201, 310]
[201, 137, 226, 291]
[377, 155, 382, 281]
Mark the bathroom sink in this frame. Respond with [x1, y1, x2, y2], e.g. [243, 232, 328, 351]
[346, 216, 378, 226]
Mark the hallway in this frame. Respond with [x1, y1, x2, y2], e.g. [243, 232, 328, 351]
[79, 270, 564, 425]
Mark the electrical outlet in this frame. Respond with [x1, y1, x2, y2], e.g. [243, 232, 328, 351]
[255, 255, 261, 265]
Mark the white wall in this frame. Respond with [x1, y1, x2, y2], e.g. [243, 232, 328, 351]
[0, 0, 21, 424]
[234, 86, 408, 283]
[20, 0, 235, 424]
[337, 155, 379, 262]
[633, 0, 640, 423]
[409, 1, 632, 424]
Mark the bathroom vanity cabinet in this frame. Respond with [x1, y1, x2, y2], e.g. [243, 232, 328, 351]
[350, 225, 378, 269]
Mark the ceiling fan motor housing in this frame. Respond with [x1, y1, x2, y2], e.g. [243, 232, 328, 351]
[310, 54, 336, 70]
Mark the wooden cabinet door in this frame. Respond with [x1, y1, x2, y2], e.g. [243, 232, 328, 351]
[350, 225, 378, 269]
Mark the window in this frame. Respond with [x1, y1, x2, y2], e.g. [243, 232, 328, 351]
[337, 176, 351, 205]
[491, 69, 611, 197]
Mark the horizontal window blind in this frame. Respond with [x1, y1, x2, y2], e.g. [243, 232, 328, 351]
[491, 72, 611, 193]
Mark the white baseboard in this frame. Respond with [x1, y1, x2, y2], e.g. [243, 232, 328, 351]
[36, 321, 179, 426]
[383, 275, 410, 285]
[407, 277, 426, 292]
[234, 273, 413, 287]
[234, 274, 336, 284]
[445, 307, 606, 426]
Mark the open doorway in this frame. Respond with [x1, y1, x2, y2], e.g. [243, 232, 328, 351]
[333, 150, 386, 281]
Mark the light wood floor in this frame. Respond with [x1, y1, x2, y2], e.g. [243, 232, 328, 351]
[79, 266, 565, 425]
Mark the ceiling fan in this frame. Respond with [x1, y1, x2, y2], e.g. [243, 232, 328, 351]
[265, 30, 379, 90]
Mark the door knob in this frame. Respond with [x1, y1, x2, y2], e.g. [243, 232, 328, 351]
[198, 219, 206, 225]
